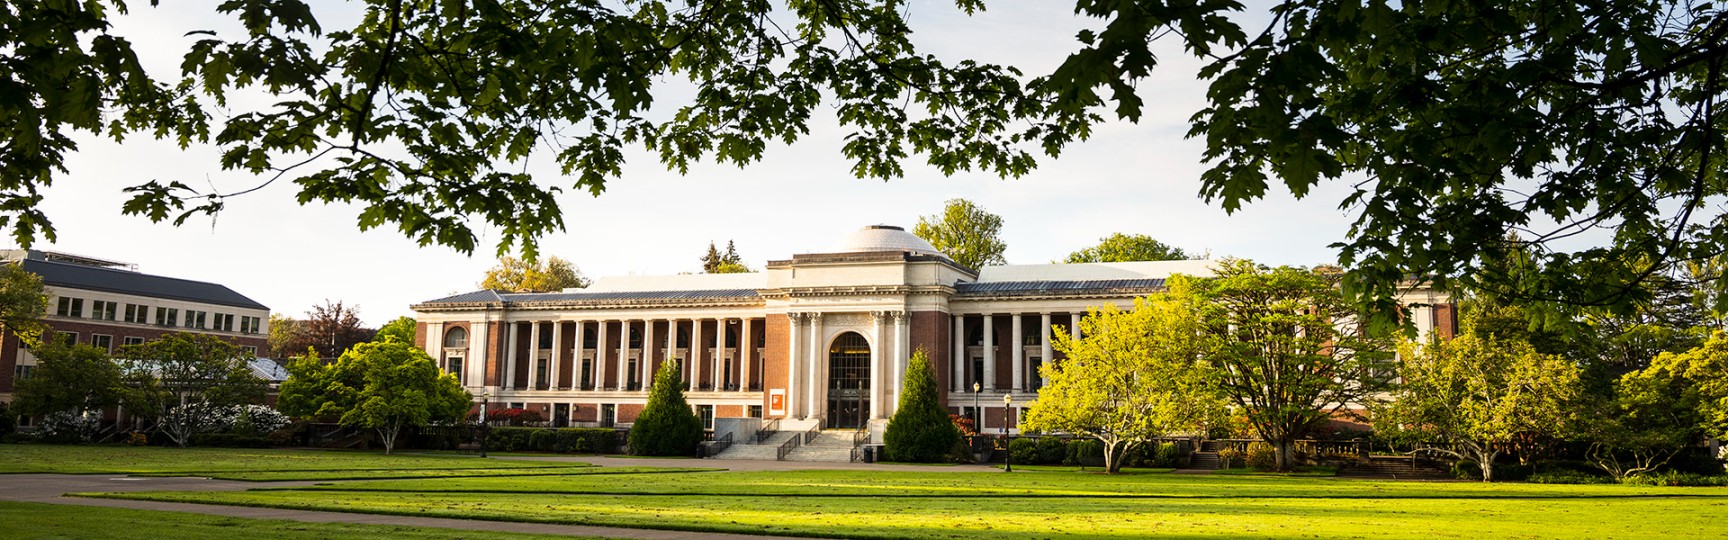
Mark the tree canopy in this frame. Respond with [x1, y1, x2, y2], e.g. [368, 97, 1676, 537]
[914, 198, 1008, 270]
[279, 340, 470, 454]
[480, 256, 590, 292]
[701, 241, 750, 273]
[884, 349, 961, 463]
[1064, 233, 1191, 263]
[0, 263, 48, 347]
[375, 315, 417, 344]
[7, 0, 1720, 319]
[116, 333, 268, 447]
[11, 342, 124, 420]
[278, 300, 377, 359]
[628, 358, 704, 457]
[1024, 279, 1224, 473]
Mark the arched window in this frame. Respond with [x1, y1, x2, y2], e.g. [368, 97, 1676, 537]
[443, 327, 468, 348]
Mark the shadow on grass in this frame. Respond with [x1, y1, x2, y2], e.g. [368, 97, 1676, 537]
[254, 487, 1728, 500]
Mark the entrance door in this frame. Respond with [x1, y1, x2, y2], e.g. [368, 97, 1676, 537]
[826, 332, 870, 429]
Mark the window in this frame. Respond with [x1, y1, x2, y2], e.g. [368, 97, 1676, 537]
[698, 405, 715, 430]
[214, 313, 235, 332]
[447, 356, 465, 384]
[90, 300, 117, 320]
[536, 358, 550, 390]
[749, 405, 763, 418]
[443, 327, 468, 348]
[122, 336, 145, 346]
[55, 297, 82, 318]
[55, 331, 77, 346]
[240, 346, 257, 357]
[13, 365, 34, 380]
[124, 304, 148, 324]
[90, 334, 112, 353]
[155, 307, 178, 327]
[240, 316, 262, 334]
[185, 310, 207, 329]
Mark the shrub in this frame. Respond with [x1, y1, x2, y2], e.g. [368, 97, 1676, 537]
[1036, 436, 1066, 465]
[628, 359, 703, 456]
[884, 351, 961, 463]
[38, 411, 98, 443]
[1246, 442, 1277, 470]
[266, 428, 297, 447]
[189, 433, 272, 448]
[0, 402, 13, 437]
[1529, 471, 1615, 485]
[488, 408, 545, 427]
[1009, 437, 1038, 465]
[487, 427, 536, 451]
[125, 432, 149, 446]
[1152, 442, 1182, 468]
[1622, 471, 1728, 487]
[529, 429, 558, 452]
[1069, 439, 1105, 467]
[1218, 447, 1244, 468]
[1, 432, 36, 444]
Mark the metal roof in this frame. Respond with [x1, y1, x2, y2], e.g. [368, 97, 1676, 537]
[954, 279, 1167, 297]
[22, 258, 269, 310]
[420, 288, 761, 305]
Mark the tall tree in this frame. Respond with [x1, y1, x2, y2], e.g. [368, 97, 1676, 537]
[1024, 280, 1225, 473]
[1064, 233, 1190, 263]
[116, 333, 267, 447]
[1197, 260, 1396, 470]
[11, 342, 124, 434]
[1635, 331, 1728, 441]
[914, 198, 1008, 270]
[375, 316, 417, 344]
[0, 263, 49, 347]
[295, 301, 376, 358]
[280, 340, 469, 454]
[628, 359, 704, 456]
[704, 240, 751, 273]
[480, 256, 589, 292]
[701, 242, 725, 273]
[884, 349, 961, 463]
[1376, 330, 1584, 482]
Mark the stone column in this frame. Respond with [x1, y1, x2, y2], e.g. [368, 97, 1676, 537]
[894, 311, 910, 409]
[952, 314, 964, 391]
[642, 318, 655, 387]
[690, 318, 703, 391]
[572, 321, 586, 389]
[982, 314, 995, 391]
[423, 322, 443, 359]
[1040, 313, 1052, 389]
[870, 311, 885, 419]
[595, 321, 608, 390]
[808, 313, 823, 421]
[741, 317, 754, 391]
[618, 320, 631, 390]
[664, 319, 676, 365]
[1072, 312, 1083, 340]
[713, 318, 724, 391]
[469, 321, 488, 388]
[550, 321, 563, 390]
[787, 313, 802, 418]
[504, 322, 518, 390]
[527, 321, 541, 390]
[1010, 314, 1023, 392]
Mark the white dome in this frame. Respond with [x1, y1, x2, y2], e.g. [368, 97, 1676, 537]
[831, 225, 946, 257]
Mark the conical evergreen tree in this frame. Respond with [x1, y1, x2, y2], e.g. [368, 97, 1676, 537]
[628, 359, 704, 456]
[884, 349, 960, 462]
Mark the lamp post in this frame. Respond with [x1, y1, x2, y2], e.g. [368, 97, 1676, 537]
[477, 388, 490, 458]
[1002, 393, 1013, 472]
[971, 382, 981, 431]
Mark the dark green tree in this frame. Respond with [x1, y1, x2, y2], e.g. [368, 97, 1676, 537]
[116, 333, 268, 447]
[628, 358, 704, 456]
[884, 349, 960, 463]
[0, 401, 14, 438]
[278, 340, 470, 454]
[11, 342, 124, 421]
[1064, 233, 1190, 263]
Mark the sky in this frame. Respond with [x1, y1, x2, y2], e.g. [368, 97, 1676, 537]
[34, 0, 1357, 327]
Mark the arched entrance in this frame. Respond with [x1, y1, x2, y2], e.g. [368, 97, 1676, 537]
[826, 332, 870, 429]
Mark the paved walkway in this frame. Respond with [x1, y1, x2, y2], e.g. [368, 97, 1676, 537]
[1, 458, 998, 539]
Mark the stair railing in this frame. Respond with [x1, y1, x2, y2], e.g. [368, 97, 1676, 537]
[775, 431, 803, 461]
[756, 418, 780, 443]
[802, 421, 820, 444]
[706, 431, 733, 457]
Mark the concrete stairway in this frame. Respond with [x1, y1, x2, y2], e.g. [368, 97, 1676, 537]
[1186, 452, 1222, 470]
[782, 430, 859, 462]
[1338, 457, 1451, 480]
[709, 420, 826, 461]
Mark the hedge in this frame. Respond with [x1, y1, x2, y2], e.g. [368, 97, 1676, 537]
[486, 427, 618, 454]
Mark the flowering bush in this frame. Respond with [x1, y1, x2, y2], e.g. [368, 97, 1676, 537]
[487, 407, 545, 426]
[39, 411, 100, 442]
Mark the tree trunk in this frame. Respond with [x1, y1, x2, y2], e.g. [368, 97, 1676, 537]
[1274, 438, 1297, 471]
[379, 423, 401, 455]
[1103, 438, 1121, 474]
[1479, 449, 1498, 482]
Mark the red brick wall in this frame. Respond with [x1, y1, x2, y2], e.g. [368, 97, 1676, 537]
[558, 321, 576, 389]
[413, 322, 428, 350]
[763, 314, 790, 417]
[485, 321, 503, 386]
[617, 403, 644, 424]
[1435, 303, 1459, 340]
[910, 310, 950, 405]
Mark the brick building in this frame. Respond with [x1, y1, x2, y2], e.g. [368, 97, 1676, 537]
[411, 225, 1455, 435]
[0, 250, 271, 402]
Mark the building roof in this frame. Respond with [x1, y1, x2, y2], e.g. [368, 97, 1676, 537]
[418, 288, 761, 306]
[975, 260, 1215, 282]
[829, 225, 946, 258]
[955, 279, 1168, 297]
[21, 258, 269, 310]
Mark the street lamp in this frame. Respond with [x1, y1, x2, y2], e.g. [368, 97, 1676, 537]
[1002, 393, 1013, 472]
[971, 382, 981, 431]
[477, 388, 490, 458]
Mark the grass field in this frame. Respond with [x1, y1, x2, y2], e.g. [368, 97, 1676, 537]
[0, 501, 593, 540]
[84, 467, 1728, 539]
[0, 444, 588, 479]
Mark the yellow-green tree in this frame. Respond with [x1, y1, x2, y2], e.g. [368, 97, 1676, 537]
[914, 199, 1007, 270]
[0, 263, 48, 347]
[1023, 277, 1224, 473]
[481, 256, 589, 292]
[1064, 233, 1190, 263]
[279, 341, 470, 454]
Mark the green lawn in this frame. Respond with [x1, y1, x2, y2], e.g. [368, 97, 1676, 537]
[0, 444, 579, 476]
[0, 501, 599, 540]
[84, 468, 1728, 539]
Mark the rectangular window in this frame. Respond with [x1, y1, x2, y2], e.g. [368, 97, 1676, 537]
[447, 356, 465, 384]
[238, 346, 256, 357]
[240, 316, 261, 334]
[13, 365, 34, 380]
[214, 313, 235, 332]
[55, 297, 82, 318]
[185, 310, 207, 329]
[155, 307, 178, 327]
[535, 359, 549, 390]
[90, 300, 117, 320]
[124, 304, 148, 324]
[749, 405, 763, 418]
[90, 334, 113, 353]
[122, 336, 145, 346]
[698, 405, 715, 430]
[55, 331, 77, 346]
